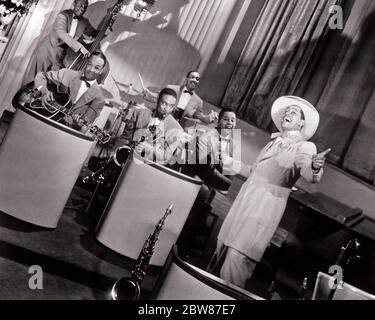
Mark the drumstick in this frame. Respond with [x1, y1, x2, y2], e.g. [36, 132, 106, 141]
[138, 72, 145, 91]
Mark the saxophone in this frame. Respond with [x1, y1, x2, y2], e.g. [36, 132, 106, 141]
[81, 103, 159, 185]
[111, 203, 174, 300]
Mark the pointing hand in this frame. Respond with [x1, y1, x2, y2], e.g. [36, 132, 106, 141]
[312, 148, 331, 171]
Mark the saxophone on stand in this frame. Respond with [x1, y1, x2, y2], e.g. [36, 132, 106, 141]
[111, 203, 174, 300]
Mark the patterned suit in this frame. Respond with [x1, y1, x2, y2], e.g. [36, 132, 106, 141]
[25, 9, 96, 83]
[34, 68, 105, 123]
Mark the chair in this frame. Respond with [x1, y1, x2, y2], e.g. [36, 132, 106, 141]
[152, 245, 264, 300]
[0, 107, 96, 228]
[95, 152, 203, 266]
[312, 272, 375, 300]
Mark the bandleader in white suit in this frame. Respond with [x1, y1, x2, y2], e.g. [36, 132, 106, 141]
[208, 96, 331, 288]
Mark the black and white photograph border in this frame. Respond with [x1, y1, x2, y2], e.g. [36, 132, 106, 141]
[0, 0, 374, 303]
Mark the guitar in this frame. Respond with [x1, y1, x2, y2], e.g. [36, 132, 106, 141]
[327, 238, 361, 300]
[13, 81, 111, 144]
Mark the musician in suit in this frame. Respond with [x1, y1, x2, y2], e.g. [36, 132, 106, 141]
[208, 96, 331, 289]
[34, 51, 107, 131]
[25, 0, 96, 83]
[143, 70, 217, 128]
[196, 108, 249, 191]
[110, 87, 185, 164]
[178, 108, 249, 258]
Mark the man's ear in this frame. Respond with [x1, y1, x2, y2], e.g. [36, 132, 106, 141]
[299, 119, 305, 129]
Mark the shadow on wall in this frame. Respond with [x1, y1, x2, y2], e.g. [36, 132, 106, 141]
[99, 0, 201, 104]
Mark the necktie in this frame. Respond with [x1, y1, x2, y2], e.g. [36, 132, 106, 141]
[73, 15, 81, 20]
[184, 90, 193, 95]
[81, 77, 91, 87]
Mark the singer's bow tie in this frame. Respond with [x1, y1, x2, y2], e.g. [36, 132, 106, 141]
[184, 90, 193, 95]
[81, 77, 91, 87]
[73, 15, 81, 20]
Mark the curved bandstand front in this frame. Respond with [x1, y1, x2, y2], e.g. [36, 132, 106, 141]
[95, 153, 203, 267]
[0, 107, 96, 228]
[153, 245, 264, 300]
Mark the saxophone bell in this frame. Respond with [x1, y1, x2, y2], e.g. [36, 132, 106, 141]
[111, 278, 140, 301]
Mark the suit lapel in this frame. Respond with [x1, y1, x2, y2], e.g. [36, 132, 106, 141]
[73, 83, 97, 109]
[69, 73, 83, 106]
[256, 140, 283, 163]
[176, 86, 184, 104]
[66, 11, 73, 35]
[75, 18, 87, 38]
[135, 109, 152, 129]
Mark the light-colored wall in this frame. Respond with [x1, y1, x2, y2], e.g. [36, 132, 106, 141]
[0, 0, 240, 115]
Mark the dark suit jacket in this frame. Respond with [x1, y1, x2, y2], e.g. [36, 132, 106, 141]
[34, 69, 105, 123]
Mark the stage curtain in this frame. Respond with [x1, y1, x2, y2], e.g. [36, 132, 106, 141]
[221, 0, 375, 184]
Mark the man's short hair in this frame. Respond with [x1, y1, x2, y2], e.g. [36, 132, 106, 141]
[90, 51, 107, 68]
[186, 70, 199, 78]
[218, 107, 236, 121]
[157, 87, 178, 104]
[75, 0, 88, 5]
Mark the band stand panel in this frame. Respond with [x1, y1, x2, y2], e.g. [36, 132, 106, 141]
[95, 153, 203, 266]
[0, 108, 95, 228]
[154, 245, 264, 300]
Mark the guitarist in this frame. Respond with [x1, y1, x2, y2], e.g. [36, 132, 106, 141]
[34, 51, 107, 132]
[25, 0, 110, 84]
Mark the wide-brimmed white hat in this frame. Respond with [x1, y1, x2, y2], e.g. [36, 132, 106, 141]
[271, 96, 319, 140]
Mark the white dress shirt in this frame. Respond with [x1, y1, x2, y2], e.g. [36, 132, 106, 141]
[69, 18, 79, 38]
[177, 87, 193, 110]
[74, 78, 96, 104]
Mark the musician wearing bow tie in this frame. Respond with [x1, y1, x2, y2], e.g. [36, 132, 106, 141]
[143, 70, 218, 127]
[196, 108, 249, 191]
[178, 108, 249, 257]
[25, 0, 97, 83]
[34, 51, 107, 132]
[207, 96, 331, 289]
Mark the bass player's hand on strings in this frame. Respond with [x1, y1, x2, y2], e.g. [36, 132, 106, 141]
[79, 46, 90, 57]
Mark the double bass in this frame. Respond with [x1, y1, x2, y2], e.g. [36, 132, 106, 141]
[63, 0, 126, 83]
